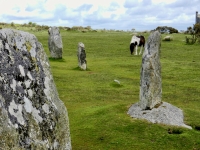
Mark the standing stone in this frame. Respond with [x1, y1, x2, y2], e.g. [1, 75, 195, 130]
[0, 28, 71, 149]
[77, 42, 87, 70]
[48, 27, 63, 59]
[140, 31, 162, 110]
[127, 31, 191, 129]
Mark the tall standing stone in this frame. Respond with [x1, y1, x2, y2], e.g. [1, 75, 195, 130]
[127, 31, 191, 129]
[48, 27, 63, 59]
[0, 28, 71, 149]
[77, 42, 87, 70]
[140, 31, 162, 110]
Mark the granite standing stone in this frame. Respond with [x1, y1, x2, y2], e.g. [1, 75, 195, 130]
[77, 42, 87, 70]
[140, 31, 162, 110]
[0, 28, 71, 149]
[127, 31, 191, 129]
[48, 27, 63, 59]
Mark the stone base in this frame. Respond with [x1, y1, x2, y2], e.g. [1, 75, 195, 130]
[127, 102, 192, 129]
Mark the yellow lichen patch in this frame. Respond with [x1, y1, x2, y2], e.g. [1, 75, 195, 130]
[35, 64, 39, 72]
[31, 57, 39, 72]
[25, 42, 32, 51]
[31, 58, 37, 68]
[31, 57, 36, 62]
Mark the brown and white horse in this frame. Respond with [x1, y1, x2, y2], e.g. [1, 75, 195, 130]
[130, 35, 145, 55]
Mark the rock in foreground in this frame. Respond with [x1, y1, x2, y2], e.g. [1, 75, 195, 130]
[0, 28, 71, 149]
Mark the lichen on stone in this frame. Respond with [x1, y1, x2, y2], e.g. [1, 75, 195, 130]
[0, 28, 71, 149]
[25, 41, 32, 52]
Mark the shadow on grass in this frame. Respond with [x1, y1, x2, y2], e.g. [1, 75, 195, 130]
[194, 125, 200, 131]
[167, 127, 184, 134]
[49, 57, 66, 62]
[110, 82, 123, 88]
[72, 67, 91, 71]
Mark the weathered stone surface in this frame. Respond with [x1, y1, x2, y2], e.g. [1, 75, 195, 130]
[127, 102, 192, 129]
[140, 31, 162, 110]
[48, 27, 63, 59]
[77, 42, 87, 70]
[0, 28, 71, 149]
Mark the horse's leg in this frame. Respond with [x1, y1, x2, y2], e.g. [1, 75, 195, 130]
[139, 46, 142, 55]
[135, 46, 138, 55]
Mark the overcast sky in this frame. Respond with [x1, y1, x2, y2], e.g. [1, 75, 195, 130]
[0, 0, 199, 31]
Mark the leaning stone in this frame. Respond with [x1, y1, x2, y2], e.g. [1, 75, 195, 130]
[77, 42, 87, 70]
[48, 26, 63, 59]
[0, 28, 71, 149]
[140, 31, 162, 110]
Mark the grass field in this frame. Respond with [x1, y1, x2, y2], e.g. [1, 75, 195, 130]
[33, 29, 200, 150]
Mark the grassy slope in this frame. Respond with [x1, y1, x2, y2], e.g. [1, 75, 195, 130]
[35, 30, 200, 150]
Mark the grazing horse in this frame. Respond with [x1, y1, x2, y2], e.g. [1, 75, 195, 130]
[130, 35, 145, 55]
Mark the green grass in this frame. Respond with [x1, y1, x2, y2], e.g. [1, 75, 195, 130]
[34, 30, 200, 150]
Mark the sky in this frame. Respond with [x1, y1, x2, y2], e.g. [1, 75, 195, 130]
[0, 0, 199, 31]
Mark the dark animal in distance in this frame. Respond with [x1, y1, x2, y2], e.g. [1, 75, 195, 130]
[130, 35, 145, 55]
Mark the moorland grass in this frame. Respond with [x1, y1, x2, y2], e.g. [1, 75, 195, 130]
[34, 29, 200, 150]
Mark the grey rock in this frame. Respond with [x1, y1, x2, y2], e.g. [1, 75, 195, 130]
[127, 102, 192, 129]
[163, 35, 173, 41]
[48, 27, 63, 59]
[128, 31, 192, 129]
[0, 28, 71, 149]
[140, 31, 162, 110]
[77, 42, 87, 70]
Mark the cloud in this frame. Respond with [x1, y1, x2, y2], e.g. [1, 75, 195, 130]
[122, 0, 200, 30]
[168, 0, 199, 8]
[75, 4, 93, 11]
[0, 0, 199, 31]
[109, 2, 120, 11]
